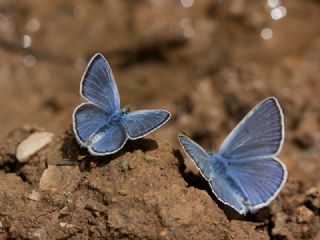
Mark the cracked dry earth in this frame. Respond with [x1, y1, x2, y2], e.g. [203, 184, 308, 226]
[0, 127, 318, 239]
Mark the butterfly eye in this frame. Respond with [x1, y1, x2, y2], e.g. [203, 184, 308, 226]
[122, 107, 130, 114]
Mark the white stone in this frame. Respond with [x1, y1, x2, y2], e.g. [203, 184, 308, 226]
[39, 165, 81, 192]
[59, 222, 67, 228]
[39, 166, 58, 192]
[16, 132, 54, 162]
[28, 190, 40, 201]
[33, 228, 47, 240]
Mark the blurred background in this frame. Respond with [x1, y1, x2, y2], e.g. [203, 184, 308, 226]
[0, 0, 319, 186]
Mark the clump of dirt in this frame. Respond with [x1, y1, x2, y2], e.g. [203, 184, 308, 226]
[0, 127, 319, 239]
[270, 182, 320, 239]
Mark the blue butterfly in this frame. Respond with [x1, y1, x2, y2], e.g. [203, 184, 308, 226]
[73, 53, 170, 156]
[178, 97, 287, 215]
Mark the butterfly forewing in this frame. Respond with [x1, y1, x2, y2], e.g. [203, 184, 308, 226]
[81, 54, 120, 113]
[219, 97, 284, 159]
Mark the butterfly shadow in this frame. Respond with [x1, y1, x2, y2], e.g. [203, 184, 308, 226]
[59, 131, 158, 171]
[173, 149, 272, 222]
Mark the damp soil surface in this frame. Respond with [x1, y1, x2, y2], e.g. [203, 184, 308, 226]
[0, 0, 320, 239]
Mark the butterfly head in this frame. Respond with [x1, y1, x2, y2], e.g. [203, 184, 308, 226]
[122, 107, 130, 114]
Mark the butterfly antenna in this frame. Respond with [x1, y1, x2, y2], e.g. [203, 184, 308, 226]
[209, 135, 216, 153]
[211, 138, 214, 151]
[180, 131, 189, 137]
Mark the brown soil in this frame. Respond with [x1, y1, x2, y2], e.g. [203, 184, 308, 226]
[0, 0, 319, 239]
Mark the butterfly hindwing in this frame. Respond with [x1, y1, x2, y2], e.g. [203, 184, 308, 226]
[208, 177, 247, 214]
[226, 156, 287, 209]
[219, 97, 284, 159]
[81, 54, 120, 113]
[89, 123, 127, 155]
[121, 110, 170, 140]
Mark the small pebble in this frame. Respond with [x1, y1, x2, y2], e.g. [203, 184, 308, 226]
[159, 229, 167, 237]
[75, 199, 86, 209]
[33, 228, 47, 240]
[39, 166, 57, 191]
[64, 192, 72, 198]
[144, 155, 158, 165]
[16, 132, 54, 162]
[118, 189, 128, 196]
[306, 187, 320, 197]
[60, 206, 70, 215]
[120, 160, 129, 172]
[39, 165, 81, 193]
[28, 190, 40, 201]
[59, 222, 74, 229]
[296, 206, 314, 223]
[110, 197, 119, 203]
[59, 222, 67, 228]
[85, 200, 108, 213]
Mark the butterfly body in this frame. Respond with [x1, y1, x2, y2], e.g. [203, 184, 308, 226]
[196, 153, 226, 180]
[179, 97, 287, 215]
[205, 154, 250, 205]
[209, 154, 228, 176]
[73, 54, 170, 155]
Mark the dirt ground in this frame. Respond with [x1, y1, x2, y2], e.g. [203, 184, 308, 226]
[0, 0, 319, 239]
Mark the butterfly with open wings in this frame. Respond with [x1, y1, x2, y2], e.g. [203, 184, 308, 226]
[179, 97, 287, 215]
[73, 53, 170, 156]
